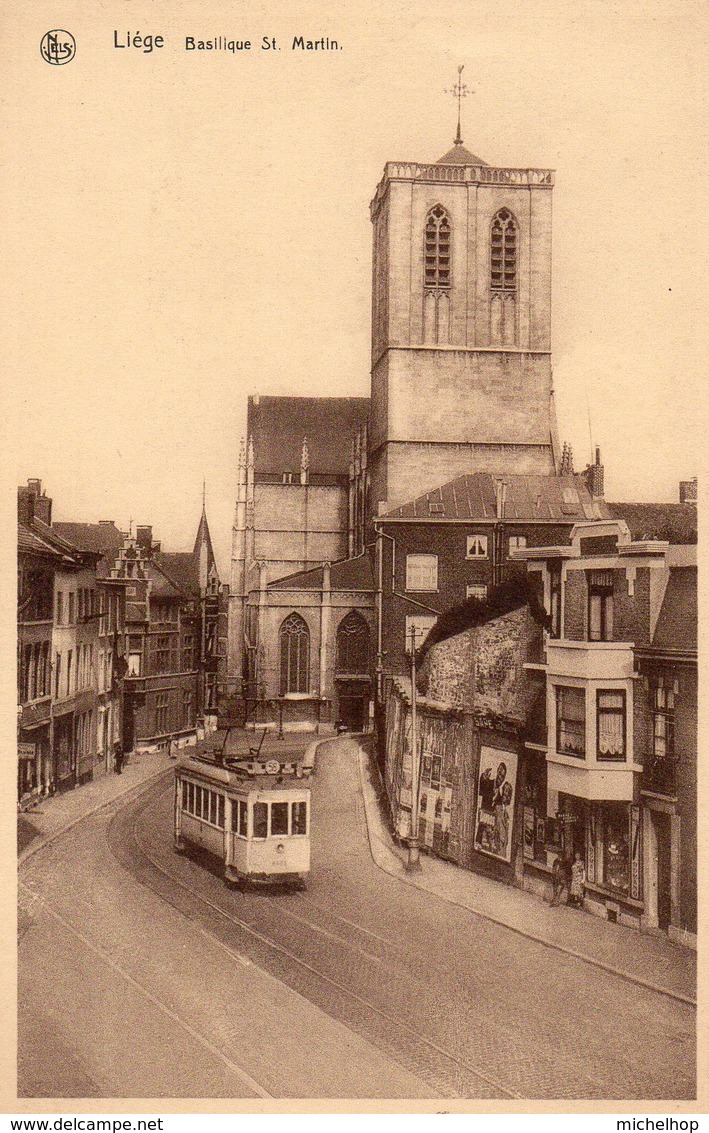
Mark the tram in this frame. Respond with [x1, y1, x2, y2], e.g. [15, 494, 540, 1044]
[173, 734, 312, 888]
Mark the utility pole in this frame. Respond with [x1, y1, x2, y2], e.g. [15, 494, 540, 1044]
[406, 623, 422, 871]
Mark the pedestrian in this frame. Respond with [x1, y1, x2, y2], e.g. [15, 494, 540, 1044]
[550, 855, 565, 906]
[569, 850, 586, 908]
[114, 746, 124, 775]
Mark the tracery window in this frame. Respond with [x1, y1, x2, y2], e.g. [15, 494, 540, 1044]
[279, 613, 310, 695]
[424, 206, 451, 288]
[336, 611, 370, 675]
[490, 209, 517, 292]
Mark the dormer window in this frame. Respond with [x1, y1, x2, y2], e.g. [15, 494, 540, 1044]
[424, 206, 451, 288]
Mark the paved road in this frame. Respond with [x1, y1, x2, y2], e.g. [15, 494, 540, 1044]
[18, 738, 695, 1100]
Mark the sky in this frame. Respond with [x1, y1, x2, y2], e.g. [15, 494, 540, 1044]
[4, 0, 706, 577]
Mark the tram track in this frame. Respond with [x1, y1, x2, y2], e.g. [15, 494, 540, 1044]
[108, 777, 523, 1099]
[105, 774, 649, 1101]
[17, 876, 274, 1099]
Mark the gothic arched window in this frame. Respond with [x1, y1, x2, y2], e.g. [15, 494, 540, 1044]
[336, 610, 370, 675]
[490, 209, 517, 292]
[279, 613, 310, 695]
[424, 206, 451, 288]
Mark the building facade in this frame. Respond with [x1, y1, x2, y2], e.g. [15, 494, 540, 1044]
[373, 470, 606, 685]
[116, 512, 226, 753]
[518, 509, 697, 942]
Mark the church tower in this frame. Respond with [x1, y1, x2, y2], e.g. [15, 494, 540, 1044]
[369, 129, 561, 515]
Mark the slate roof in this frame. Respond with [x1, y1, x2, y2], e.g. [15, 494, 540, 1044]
[248, 395, 370, 477]
[606, 502, 697, 545]
[152, 552, 200, 598]
[651, 568, 697, 653]
[53, 521, 125, 577]
[18, 523, 69, 563]
[268, 553, 374, 592]
[19, 518, 99, 567]
[382, 473, 606, 522]
[436, 143, 488, 166]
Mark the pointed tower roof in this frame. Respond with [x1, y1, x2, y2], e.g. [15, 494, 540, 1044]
[193, 501, 218, 591]
[436, 142, 487, 166]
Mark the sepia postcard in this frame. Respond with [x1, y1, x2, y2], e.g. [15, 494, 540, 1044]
[3, 0, 706, 1120]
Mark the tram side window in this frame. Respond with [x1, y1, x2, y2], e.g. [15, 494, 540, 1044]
[188, 782, 195, 814]
[253, 802, 268, 839]
[182, 781, 188, 808]
[218, 795, 225, 828]
[292, 801, 307, 835]
[209, 791, 218, 826]
[232, 799, 248, 836]
[271, 802, 289, 836]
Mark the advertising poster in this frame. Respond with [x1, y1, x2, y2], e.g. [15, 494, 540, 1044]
[474, 746, 518, 863]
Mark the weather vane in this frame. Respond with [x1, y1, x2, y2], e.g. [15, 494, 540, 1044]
[445, 64, 470, 146]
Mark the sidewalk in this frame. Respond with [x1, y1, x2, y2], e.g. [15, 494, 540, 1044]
[18, 749, 174, 864]
[18, 730, 322, 866]
[353, 737, 697, 1007]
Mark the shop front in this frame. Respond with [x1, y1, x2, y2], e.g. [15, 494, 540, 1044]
[52, 710, 76, 791]
[18, 700, 51, 802]
[555, 793, 644, 927]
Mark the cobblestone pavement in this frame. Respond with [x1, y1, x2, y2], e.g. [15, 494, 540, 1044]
[353, 739, 696, 1005]
[18, 735, 696, 1100]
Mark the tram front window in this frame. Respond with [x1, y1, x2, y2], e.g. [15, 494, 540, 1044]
[292, 801, 307, 835]
[253, 802, 268, 839]
[271, 802, 289, 836]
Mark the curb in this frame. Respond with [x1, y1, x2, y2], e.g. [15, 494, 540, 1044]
[354, 741, 696, 1009]
[18, 762, 174, 867]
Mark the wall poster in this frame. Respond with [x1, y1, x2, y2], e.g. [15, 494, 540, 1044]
[474, 746, 518, 863]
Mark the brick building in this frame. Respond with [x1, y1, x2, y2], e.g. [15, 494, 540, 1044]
[116, 509, 226, 753]
[373, 470, 606, 685]
[517, 504, 697, 942]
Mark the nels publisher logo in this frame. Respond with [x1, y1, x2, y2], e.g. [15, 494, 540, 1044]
[40, 29, 76, 65]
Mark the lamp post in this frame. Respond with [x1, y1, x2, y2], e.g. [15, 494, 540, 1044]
[406, 623, 422, 872]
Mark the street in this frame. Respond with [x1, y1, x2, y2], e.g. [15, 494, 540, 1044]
[18, 737, 695, 1099]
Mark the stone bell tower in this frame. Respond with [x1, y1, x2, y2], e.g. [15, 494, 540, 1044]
[368, 122, 561, 516]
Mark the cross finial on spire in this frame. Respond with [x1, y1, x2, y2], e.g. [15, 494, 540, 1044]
[445, 64, 469, 146]
[202, 478, 206, 510]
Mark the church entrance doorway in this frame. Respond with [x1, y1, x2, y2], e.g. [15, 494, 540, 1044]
[335, 679, 370, 732]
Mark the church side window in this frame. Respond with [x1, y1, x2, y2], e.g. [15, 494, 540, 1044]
[280, 613, 310, 695]
[490, 209, 517, 292]
[336, 610, 370, 675]
[424, 206, 451, 288]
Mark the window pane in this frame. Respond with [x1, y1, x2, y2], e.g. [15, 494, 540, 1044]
[406, 554, 437, 591]
[253, 802, 268, 839]
[557, 687, 586, 757]
[218, 795, 225, 828]
[271, 802, 289, 835]
[589, 593, 602, 640]
[291, 801, 307, 835]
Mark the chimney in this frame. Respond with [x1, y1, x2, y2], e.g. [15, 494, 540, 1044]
[98, 519, 115, 527]
[583, 447, 604, 499]
[495, 479, 507, 519]
[679, 477, 697, 504]
[18, 479, 52, 525]
[135, 525, 153, 555]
